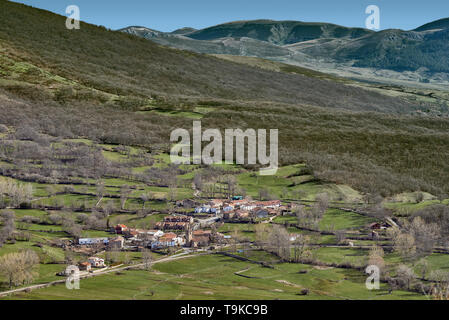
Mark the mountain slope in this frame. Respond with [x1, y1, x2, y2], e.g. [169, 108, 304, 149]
[0, 0, 417, 114]
[3, 1, 449, 198]
[122, 18, 449, 81]
[171, 27, 197, 35]
[414, 17, 449, 31]
[186, 20, 373, 45]
[333, 28, 449, 73]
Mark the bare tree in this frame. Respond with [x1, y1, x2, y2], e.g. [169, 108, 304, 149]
[415, 258, 430, 280]
[62, 217, 82, 239]
[105, 248, 121, 265]
[193, 173, 203, 192]
[254, 224, 270, 249]
[140, 193, 151, 210]
[405, 216, 440, 257]
[0, 210, 15, 247]
[168, 183, 177, 202]
[294, 205, 307, 226]
[120, 185, 131, 210]
[388, 227, 417, 260]
[142, 248, 153, 270]
[315, 193, 329, 212]
[428, 270, 449, 300]
[368, 245, 386, 275]
[223, 175, 237, 198]
[0, 250, 39, 288]
[291, 234, 312, 262]
[258, 188, 270, 201]
[396, 264, 416, 290]
[335, 230, 346, 244]
[268, 225, 290, 260]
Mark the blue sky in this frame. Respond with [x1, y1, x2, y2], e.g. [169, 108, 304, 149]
[11, 0, 449, 32]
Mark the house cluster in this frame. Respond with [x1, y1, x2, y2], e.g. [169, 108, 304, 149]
[115, 220, 228, 250]
[369, 222, 392, 239]
[189, 229, 227, 247]
[115, 224, 182, 249]
[77, 236, 125, 250]
[155, 215, 194, 231]
[112, 220, 222, 250]
[78, 256, 106, 272]
[196, 198, 285, 221]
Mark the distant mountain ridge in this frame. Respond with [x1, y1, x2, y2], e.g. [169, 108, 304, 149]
[185, 20, 373, 45]
[414, 17, 449, 32]
[121, 18, 449, 84]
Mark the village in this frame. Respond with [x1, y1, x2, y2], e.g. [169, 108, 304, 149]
[67, 197, 290, 272]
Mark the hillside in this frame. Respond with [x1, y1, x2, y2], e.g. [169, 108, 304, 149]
[2, 0, 449, 198]
[0, 1, 418, 114]
[334, 28, 449, 73]
[122, 18, 449, 83]
[185, 20, 373, 45]
[414, 17, 449, 31]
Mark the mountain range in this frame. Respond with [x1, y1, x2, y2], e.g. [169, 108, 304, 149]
[121, 18, 449, 86]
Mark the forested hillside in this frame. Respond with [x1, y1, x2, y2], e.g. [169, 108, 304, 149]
[1, 0, 449, 197]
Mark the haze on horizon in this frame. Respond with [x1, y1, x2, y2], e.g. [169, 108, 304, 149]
[10, 0, 449, 32]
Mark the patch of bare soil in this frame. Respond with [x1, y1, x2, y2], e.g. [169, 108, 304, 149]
[276, 280, 302, 288]
[313, 266, 334, 270]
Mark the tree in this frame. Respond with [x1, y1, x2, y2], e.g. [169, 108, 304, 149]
[294, 205, 307, 226]
[291, 234, 312, 262]
[62, 217, 82, 239]
[231, 229, 241, 253]
[393, 232, 416, 260]
[224, 175, 237, 198]
[142, 248, 153, 270]
[104, 200, 115, 217]
[268, 225, 290, 260]
[335, 230, 346, 244]
[281, 187, 289, 200]
[0, 180, 33, 208]
[428, 270, 449, 300]
[64, 250, 77, 265]
[193, 173, 203, 192]
[168, 183, 177, 202]
[315, 193, 329, 212]
[140, 193, 151, 210]
[416, 192, 424, 203]
[105, 248, 121, 264]
[388, 227, 417, 260]
[368, 245, 386, 275]
[0, 250, 39, 288]
[0, 210, 15, 247]
[415, 258, 430, 280]
[120, 185, 131, 210]
[254, 224, 270, 249]
[258, 188, 270, 201]
[406, 216, 440, 257]
[123, 251, 131, 265]
[396, 264, 416, 290]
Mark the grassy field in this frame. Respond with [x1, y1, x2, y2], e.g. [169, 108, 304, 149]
[318, 209, 375, 231]
[2, 254, 423, 300]
[0, 136, 446, 300]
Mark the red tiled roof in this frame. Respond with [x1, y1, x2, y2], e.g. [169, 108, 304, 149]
[161, 233, 177, 240]
[193, 230, 211, 236]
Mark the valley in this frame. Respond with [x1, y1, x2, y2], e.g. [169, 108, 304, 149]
[1, 0, 449, 301]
